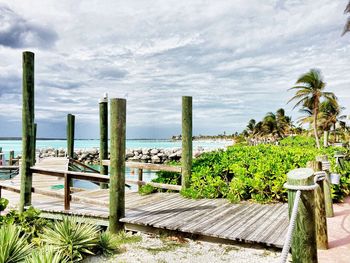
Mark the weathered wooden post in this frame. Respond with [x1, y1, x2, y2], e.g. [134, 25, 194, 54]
[20, 51, 35, 212]
[138, 168, 143, 191]
[64, 173, 71, 210]
[316, 155, 334, 217]
[181, 96, 192, 189]
[99, 94, 108, 189]
[109, 98, 126, 233]
[32, 123, 37, 165]
[9, 150, 14, 166]
[307, 161, 328, 249]
[67, 114, 75, 158]
[287, 168, 318, 263]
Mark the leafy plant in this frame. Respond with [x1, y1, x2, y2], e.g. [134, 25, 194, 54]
[0, 198, 9, 212]
[40, 216, 100, 261]
[0, 224, 32, 263]
[2, 207, 50, 241]
[98, 232, 120, 256]
[139, 184, 156, 195]
[25, 246, 68, 263]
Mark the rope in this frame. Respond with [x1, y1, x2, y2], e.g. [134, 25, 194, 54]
[279, 190, 301, 263]
[279, 171, 327, 263]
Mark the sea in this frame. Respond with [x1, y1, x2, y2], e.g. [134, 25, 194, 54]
[0, 139, 231, 190]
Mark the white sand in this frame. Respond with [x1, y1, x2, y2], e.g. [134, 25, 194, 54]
[86, 232, 286, 263]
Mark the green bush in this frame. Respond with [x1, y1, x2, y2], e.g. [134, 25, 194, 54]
[40, 217, 100, 261]
[0, 224, 32, 263]
[98, 232, 121, 256]
[25, 246, 68, 263]
[279, 135, 316, 147]
[1, 207, 50, 241]
[181, 144, 350, 203]
[0, 198, 8, 212]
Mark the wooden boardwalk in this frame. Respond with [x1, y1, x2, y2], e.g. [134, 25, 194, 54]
[0, 157, 289, 248]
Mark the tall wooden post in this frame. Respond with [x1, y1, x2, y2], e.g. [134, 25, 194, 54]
[181, 96, 192, 189]
[316, 155, 334, 217]
[32, 123, 37, 165]
[9, 150, 14, 166]
[99, 94, 108, 189]
[109, 98, 126, 233]
[287, 168, 318, 263]
[20, 51, 35, 212]
[307, 161, 328, 250]
[67, 114, 75, 158]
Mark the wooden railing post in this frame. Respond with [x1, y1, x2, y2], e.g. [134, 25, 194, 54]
[307, 161, 328, 249]
[109, 98, 126, 233]
[20, 51, 35, 212]
[99, 94, 108, 189]
[64, 173, 71, 210]
[32, 123, 37, 165]
[181, 96, 192, 189]
[138, 168, 143, 191]
[67, 114, 75, 158]
[316, 155, 334, 217]
[9, 150, 14, 166]
[287, 168, 318, 263]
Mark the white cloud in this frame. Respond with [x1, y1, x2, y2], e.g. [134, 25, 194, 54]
[0, 0, 349, 138]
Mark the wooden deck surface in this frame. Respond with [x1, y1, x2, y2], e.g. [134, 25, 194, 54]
[0, 158, 289, 248]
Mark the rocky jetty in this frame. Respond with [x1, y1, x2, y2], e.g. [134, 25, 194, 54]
[38, 147, 207, 165]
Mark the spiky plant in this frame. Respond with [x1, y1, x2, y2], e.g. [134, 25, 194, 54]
[0, 224, 32, 263]
[98, 232, 121, 256]
[25, 246, 68, 263]
[40, 217, 100, 261]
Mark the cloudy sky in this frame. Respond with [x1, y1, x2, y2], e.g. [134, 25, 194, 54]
[0, 0, 349, 139]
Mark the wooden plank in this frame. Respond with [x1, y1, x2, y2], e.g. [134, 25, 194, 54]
[102, 160, 181, 173]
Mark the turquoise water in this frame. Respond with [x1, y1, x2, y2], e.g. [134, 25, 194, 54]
[0, 139, 231, 190]
[0, 139, 231, 158]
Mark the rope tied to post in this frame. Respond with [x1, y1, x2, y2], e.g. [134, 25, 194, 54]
[279, 171, 327, 263]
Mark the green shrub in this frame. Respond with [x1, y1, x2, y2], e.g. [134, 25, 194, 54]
[2, 207, 50, 241]
[25, 246, 68, 263]
[182, 144, 350, 203]
[98, 232, 120, 256]
[139, 184, 157, 195]
[0, 198, 8, 212]
[40, 217, 99, 261]
[279, 135, 316, 147]
[0, 224, 32, 263]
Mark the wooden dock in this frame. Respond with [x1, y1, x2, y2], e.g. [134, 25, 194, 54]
[0, 158, 289, 248]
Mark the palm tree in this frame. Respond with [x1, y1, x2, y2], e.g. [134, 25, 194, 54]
[246, 119, 256, 135]
[288, 69, 335, 149]
[342, 1, 350, 36]
[319, 98, 345, 146]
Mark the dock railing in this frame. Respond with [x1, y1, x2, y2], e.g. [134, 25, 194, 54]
[279, 158, 333, 263]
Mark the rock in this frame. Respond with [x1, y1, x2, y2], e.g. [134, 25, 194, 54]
[151, 155, 161, 163]
[150, 149, 159, 155]
[142, 148, 150, 155]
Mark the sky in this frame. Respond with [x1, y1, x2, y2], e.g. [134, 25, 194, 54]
[0, 0, 349, 139]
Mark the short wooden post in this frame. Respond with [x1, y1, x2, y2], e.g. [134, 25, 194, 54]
[316, 155, 334, 217]
[287, 168, 318, 263]
[20, 51, 35, 212]
[181, 96, 192, 189]
[109, 98, 126, 233]
[99, 94, 108, 189]
[32, 123, 37, 165]
[307, 161, 328, 250]
[0, 147, 2, 165]
[9, 150, 14, 166]
[64, 173, 70, 210]
[55, 149, 59, 157]
[67, 114, 75, 158]
[138, 168, 143, 191]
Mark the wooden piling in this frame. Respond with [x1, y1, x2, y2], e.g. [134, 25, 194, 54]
[181, 96, 192, 189]
[9, 151, 14, 166]
[307, 161, 328, 250]
[316, 155, 334, 217]
[67, 114, 75, 158]
[20, 51, 35, 212]
[109, 98, 126, 233]
[287, 168, 318, 263]
[138, 168, 143, 191]
[64, 173, 70, 210]
[32, 123, 37, 165]
[99, 95, 108, 189]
